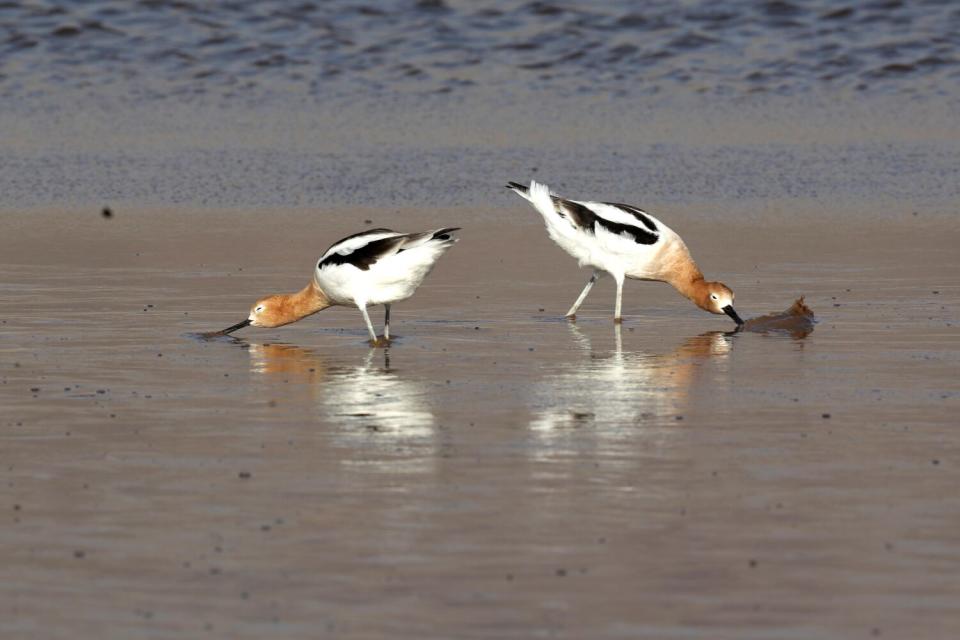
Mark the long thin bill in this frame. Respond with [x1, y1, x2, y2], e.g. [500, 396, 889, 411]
[722, 305, 744, 326]
[218, 318, 252, 335]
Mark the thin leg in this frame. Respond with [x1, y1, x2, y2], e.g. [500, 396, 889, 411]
[359, 305, 378, 342]
[614, 275, 624, 324]
[383, 304, 391, 340]
[566, 271, 599, 318]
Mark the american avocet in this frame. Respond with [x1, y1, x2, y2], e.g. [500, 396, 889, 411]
[507, 180, 743, 326]
[217, 227, 460, 345]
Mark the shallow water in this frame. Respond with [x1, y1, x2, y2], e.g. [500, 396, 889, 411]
[2, 211, 958, 638]
[2, 0, 959, 102]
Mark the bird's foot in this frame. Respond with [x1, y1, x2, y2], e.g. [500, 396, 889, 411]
[369, 336, 392, 348]
[566, 314, 577, 322]
[613, 316, 623, 325]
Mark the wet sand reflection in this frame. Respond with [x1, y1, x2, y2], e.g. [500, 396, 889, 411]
[529, 325, 734, 439]
[245, 342, 437, 462]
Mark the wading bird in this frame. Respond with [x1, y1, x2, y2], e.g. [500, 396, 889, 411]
[216, 227, 459, 346]
[507, 180, 743, 326]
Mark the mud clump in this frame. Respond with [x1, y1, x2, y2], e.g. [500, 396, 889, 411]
[742, 297, 815, 338]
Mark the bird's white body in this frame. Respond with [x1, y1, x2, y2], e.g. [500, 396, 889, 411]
[315, 229, 456, 307]
[523, 180, 689, 282]
[507, 180, 738, 323]
[314, 227, 459, 342]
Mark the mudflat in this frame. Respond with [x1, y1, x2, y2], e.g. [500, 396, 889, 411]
[2, 205, 958, 639]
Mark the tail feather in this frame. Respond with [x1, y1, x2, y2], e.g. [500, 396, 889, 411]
[506, 181, 529, 194]
[527, 180, 556, 218]
[507, 179, 556, 206]
[395, 227, 460, 253]
[431, 227, 460, 241]
[508, 179, 560, 223]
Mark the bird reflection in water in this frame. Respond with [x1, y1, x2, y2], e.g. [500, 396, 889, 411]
[245, 342, 437, 449]
[529, 324, 734, 437]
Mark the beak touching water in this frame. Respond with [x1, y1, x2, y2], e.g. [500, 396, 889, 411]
[722, 305, 744, 327]
[218, 318, 252, 335]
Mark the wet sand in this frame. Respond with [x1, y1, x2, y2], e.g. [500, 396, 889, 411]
[2, 205, 958, 639]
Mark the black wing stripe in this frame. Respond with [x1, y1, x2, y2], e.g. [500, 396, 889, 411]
[604, 202, 658, 232]
[557, 199, 658, 245]
[321, 228, 394, 257]
[594, 216, 659, 245]
[318, 235, 404, 271]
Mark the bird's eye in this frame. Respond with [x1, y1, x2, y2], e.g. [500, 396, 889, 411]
[255, 306, 264, 313]
[710, 294, 718, 300]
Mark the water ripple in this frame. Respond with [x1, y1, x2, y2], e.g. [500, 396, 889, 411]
[0, 0, 957, 102]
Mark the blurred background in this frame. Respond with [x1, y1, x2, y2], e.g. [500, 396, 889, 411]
[2, 0, 959, 210]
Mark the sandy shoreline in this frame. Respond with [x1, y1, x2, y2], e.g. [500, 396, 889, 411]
[4, 91, 960, 213]
[2, 204, 958, 638]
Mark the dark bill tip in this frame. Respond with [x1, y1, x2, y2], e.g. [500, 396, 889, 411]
[722, 305, 744, 326]
[219, 318, 252, 335]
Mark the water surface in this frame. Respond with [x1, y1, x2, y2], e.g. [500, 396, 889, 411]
[2, 212, 958, 638]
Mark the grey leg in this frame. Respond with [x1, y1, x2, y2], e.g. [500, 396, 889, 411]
[614, 275, 624, 324]
[359, 305, 378, 342]
[566, 271, 599, 318]
[383, 304, 391, 340]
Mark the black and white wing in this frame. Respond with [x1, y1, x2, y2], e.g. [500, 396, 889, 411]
[317, 227, 460, 272]
[507, 181, 660, 246]
[317, 229, 405, 271]
[573, 200, 661, 246]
